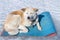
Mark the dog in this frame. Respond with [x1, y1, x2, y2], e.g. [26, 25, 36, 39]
[4, 8, 41, 35]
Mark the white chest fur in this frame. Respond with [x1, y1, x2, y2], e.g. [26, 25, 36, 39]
[23, 19, 32, 26]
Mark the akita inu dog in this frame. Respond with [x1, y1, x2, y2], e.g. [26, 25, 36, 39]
[4, 8, 41, 35]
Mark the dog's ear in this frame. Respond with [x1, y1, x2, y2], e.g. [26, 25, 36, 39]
[33, 8, 38, 12]
[21, 8, 26, 12]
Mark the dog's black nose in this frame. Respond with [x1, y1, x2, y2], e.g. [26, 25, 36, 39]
[28, 17, 30, 19]
[18, 29, 20, 31]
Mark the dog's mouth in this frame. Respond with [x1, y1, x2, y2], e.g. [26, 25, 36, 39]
[30, 19, 36, 22]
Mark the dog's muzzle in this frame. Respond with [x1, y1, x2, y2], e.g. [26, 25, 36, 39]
[27, 16, 34, 19]
[27, 16, 37, 22]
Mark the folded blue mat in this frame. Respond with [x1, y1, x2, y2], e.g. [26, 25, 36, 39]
[1, 12, 56, 36]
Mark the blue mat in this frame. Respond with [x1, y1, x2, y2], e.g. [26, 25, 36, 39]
[2, 12, 56, 36]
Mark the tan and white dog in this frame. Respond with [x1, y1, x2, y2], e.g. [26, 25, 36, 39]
[4, 8, 41, 35]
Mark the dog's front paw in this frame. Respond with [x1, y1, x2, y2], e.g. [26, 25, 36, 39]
[37, 23, 42, 31]
[38, 26, 42, 31]
[19, 31, 28, 33]
[19, 29, 28, 33]
[18, 25, 28, 33]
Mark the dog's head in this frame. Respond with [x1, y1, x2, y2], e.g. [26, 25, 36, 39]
[21, 8, 38, 22]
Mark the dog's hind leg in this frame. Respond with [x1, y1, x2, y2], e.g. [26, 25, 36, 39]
[4, 15, 20, 35]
